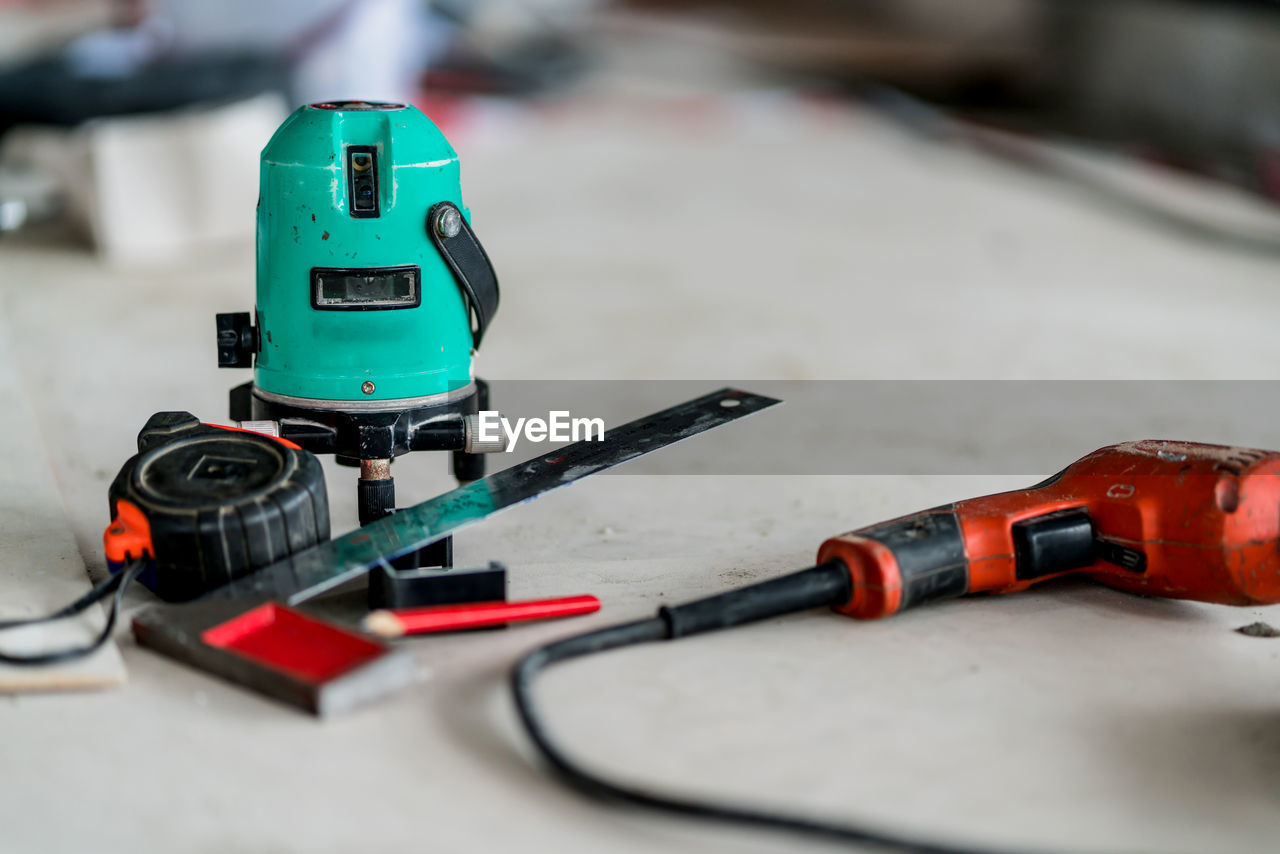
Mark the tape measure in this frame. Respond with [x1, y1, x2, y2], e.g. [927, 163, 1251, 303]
[105, 412, 330, 602]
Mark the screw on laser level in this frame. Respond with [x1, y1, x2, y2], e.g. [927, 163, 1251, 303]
[215, 100, 503, 569]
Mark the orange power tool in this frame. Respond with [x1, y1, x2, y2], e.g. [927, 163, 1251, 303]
[818, 439, 1280, 619]
[512, 439, 1280, 851]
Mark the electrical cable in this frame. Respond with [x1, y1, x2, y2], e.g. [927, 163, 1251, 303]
[510, 561, 1060, 854]
[0, 560, 145, 666]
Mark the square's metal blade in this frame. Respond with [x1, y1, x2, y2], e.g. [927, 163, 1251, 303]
[208, 387, 779, 604]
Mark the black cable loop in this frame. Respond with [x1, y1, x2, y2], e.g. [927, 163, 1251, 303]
[511, 617, 1078, 854]
[0, 560, 145, 666]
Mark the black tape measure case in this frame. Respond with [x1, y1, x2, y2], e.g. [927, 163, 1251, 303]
[106, 412, 330, 601]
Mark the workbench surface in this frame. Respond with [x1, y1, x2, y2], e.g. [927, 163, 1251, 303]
[3, 95, 1280, 854]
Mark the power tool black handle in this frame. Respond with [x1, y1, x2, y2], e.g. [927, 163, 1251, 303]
[658, 561, 851, 639]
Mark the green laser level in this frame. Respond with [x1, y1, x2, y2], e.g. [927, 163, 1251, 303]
[216, 100, 503, 567]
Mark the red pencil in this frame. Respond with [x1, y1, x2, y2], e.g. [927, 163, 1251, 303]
[362, 595, 601, 638]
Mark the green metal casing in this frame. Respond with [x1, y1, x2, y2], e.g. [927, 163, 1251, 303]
[254, 103, 474, 403]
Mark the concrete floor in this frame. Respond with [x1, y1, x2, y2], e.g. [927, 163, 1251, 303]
[3, 94, 1280, 853]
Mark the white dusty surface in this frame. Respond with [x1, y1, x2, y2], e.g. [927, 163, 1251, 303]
[2, 96, 1280, 853]
[0, 322, 124, 691]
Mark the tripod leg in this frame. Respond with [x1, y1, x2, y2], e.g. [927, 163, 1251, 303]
[357, 458, 395, 526]
[360, 458, 453, 569]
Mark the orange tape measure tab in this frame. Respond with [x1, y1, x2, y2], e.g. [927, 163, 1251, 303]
[103, 499, 154, 564]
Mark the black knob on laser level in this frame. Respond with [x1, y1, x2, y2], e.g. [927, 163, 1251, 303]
[216, 312, 257, 368]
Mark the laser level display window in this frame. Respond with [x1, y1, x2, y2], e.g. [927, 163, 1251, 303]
[347, 146, 379, 218]
[311, 266, 421, 311]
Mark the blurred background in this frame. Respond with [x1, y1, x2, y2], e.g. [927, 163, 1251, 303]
[2, 0, 1280, 260]
[6, 9, 1280, 852]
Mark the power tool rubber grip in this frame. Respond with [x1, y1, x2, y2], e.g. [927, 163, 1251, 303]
[659, 561, 852, 638]
[816, 508, 969, 619]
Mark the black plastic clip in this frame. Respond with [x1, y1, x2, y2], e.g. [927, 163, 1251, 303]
[368, 560, 507, 611]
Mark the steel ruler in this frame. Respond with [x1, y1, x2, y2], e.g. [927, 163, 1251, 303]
[205, 387, 779, 604]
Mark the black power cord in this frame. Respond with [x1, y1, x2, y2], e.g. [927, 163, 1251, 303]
[511, 561, 1056, 854]
[0, 560, 145, 665]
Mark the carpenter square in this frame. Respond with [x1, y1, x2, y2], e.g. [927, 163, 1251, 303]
[131, 388, 779, 713]
[218, 387, 777, 604]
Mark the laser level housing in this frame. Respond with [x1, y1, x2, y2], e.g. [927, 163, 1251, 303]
[216, 100, 502, 568]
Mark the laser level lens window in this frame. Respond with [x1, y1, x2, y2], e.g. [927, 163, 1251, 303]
[311, 266, 421, 311]
[346, 146, 379, 218]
